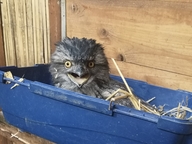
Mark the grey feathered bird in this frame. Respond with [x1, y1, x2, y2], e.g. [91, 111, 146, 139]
[49, 37, 133, 107]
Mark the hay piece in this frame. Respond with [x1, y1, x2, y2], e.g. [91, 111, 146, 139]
[111, 58, 133, 95]
[146, 97, 156, 103]
[10, 78, 24, 89]
[4, 71, 14, 84]
[111, 58, 161, 115]
[162, 103, 192, 119]
[105, 89, 131, 101]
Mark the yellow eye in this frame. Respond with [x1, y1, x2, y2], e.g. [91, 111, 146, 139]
[64, 61, 72, 68]
[88, 61, 95, 68]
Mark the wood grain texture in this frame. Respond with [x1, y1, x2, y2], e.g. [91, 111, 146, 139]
[45, 0, 51, 63]
[1, 0, 16, 66]
[1, 0, 51, 66]
[108, 59, 192, 91]
[0, 122, 54, 144]
[66, 0, 192, 92]
[49, 0, 61, 54]
[0, 135, 13, 144]
[26, 0, 34, 66]
[14, 0, 29, 67]
[0, 1, 6, 67]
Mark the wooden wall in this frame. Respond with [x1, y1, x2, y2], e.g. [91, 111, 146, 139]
[49, 0, 61, 54]
[66, 0, 192, 92]
[0, 0, 61, 67]
[0, 0, 50, 66]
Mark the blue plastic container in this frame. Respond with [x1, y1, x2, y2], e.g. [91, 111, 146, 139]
[0, 64, 192, 144]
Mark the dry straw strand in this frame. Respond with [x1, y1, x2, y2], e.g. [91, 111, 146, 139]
[111, 58, 161, 115]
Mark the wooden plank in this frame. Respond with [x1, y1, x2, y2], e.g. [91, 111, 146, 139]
[66, 0, 192, 92]
[0, 122, 54, 144]
[0, 0, 6, 66]
[61, 0, 66, 39]
[45, 0, 51, 63]
[49, 0, 61, 54]
[41, 0, 51, 64]
[66, 0, 192, 76]
[108, 59, 192, 92]
[31, 0, 38, 64]
[1, 0, 16, 66]
[42, 0, 48, 64]
[2, 0, 9, 65]
[1, 0, 51, 66]
[1, 0, 8, 66]
[35, 0, 41, 64]
[8, 0, 17, 66]
[38, 0, 44, 64]
[0, 135, 13, 144]
[31, 1, 38, 64]
[13, 0, 25, 67]
[21, 0, 29, 66]
[25, 0, 34, 66]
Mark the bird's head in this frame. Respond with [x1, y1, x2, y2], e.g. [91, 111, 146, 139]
[50, 37, 110, 88]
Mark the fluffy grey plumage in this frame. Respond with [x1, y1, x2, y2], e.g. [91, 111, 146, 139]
[49, 37, 133, 107]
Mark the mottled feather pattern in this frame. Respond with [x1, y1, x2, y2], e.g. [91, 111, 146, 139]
[49, 37, 133, 107]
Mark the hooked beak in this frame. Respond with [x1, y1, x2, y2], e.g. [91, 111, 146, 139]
[67, 72, 90, 87]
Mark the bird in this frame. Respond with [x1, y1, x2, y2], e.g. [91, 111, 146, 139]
[49, 37, 134, 107]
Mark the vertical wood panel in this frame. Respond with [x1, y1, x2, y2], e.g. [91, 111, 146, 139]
[45, 0, 51, 63]
[25, 0, 34, 65]
[38, 0, 44, 63]
[42, 0, 48, 63]
[1, 0, 16, 66]
[0, 1, 6, 66]
[14, 0, 26, 66]
[49, 0, 61, 54]
[1, 0, 51, 66]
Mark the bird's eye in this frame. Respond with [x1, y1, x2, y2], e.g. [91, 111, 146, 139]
[64, 61, 72, 68]
[88, 61, 95, 68]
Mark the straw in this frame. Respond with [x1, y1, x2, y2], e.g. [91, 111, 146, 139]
[109, 58, 161, 115]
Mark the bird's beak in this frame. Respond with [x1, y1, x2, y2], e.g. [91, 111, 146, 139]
[67, 73, 90, 87]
